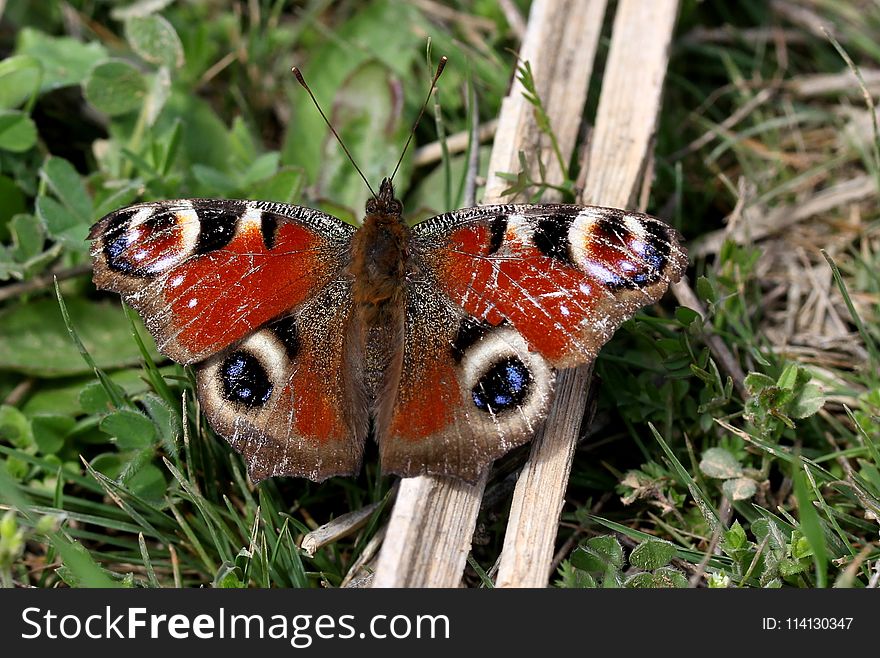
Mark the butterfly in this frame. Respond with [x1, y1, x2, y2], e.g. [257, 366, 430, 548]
[88, 177, 687, 483]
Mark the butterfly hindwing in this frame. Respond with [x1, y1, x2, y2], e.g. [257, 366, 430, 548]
[194, 279, 368, 482]
[377, 280, 555, 480]
[411, 204, 688, 369]
[89, 199, 355, 364]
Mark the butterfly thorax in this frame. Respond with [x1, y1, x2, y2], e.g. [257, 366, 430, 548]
[349, 178, 411, 328]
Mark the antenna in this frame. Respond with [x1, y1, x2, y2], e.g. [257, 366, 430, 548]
[291, 66, 378, 199]
[390, 55, 448, 183]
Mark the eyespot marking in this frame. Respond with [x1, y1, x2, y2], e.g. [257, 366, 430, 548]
[220, 351, 273, 407]
[103, 206, 198, 276]
[472, 356, 532, 413]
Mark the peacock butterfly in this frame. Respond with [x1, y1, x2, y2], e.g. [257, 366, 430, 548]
[88, 62, 687, 483]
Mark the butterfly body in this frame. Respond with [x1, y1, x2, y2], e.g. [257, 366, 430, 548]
[350, 179, 411, 329]
[89, 180, 687, 483]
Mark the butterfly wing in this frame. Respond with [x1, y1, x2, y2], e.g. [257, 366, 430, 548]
[377, 204, 686, 479]
[378, 281, 556, 481]
[412, 204, 687, 367]
[194, 279, 368, 481]
[89, 199, 355, 364]
[89, 199, 367, 481]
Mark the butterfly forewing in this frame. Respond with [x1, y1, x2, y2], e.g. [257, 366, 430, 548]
[410, 204, 688, 369]
[90, 199, 355, 364]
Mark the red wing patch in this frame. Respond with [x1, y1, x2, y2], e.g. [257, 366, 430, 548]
[438, 223, 597, 361]
[388, 356, 458, 441]
[167, 220, 325, 357]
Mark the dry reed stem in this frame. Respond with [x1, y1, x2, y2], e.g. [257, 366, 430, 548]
[373, 0, 607, 588]
[497, 0, 681, 587]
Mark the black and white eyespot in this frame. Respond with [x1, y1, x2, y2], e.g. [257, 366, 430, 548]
[98, 200, 270, 277]
[454, 323, 555, 434]
[102, 203, 200, 276]
[567, 208, 670, 288]
[198, 327, 295, 428]
[220, 351, 273, 407]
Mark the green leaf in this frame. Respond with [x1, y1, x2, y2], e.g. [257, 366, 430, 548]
[143, 66, 172, 127]
[89, 452, 124, 479]
[629, 538, 677, 570]
[623, 571, 654, 588]
[624, 567, 688, 588]
[250, 167, 304, 204]
[723, 477, 757, 501]
[312, 61, 409, 214]
[778, 557, 806, 577]
[52, 538, 119, 588]
[281, 0, 424, 184]
[0, 55, 42, 109]
[84, 59, 148, 116]
[39, 156, 92, 222]
[0, 298, 160, 377]
[0, 176, 27, 225]
[35, 196, 87, 248]
[695, 275, 716, 304]
[15, 28, 108, 92]
[570, 534, 624, 572]
[744, 372, 775, 394]
[111, 0, 176, 20]
[80, 381, 116, 415]
[124, 15, 185, 69]
[793, 464, 828, 587]
[0, 111, 38, 152]
[139, 393, 180, 451]
[126, 462, 166, 500]
[213, 562, 246, 588]
[241, 152, 281, 187]
[100, 410, 157, 450]
[160, 92, 232, 169]
[651, 567, 689, 588]
[557, 561, 597, 588]
[23, 369, 154, 417]
[723, 520, 748, 553]
[0, 405, 34, 450]
[699, 447, 743, 479]
[790, 381, 826, 419]
[192, 164, 234, 194]
[30, 414, 76, 455]
[9, 214, 45, 261]
[675, 306, 701, 326]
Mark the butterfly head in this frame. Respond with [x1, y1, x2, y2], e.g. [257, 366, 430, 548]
[366, 177, 403, 217]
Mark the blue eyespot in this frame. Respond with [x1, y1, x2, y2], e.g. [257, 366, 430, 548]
[472, 357, 532, 412]
[221, 352, 272, 407]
